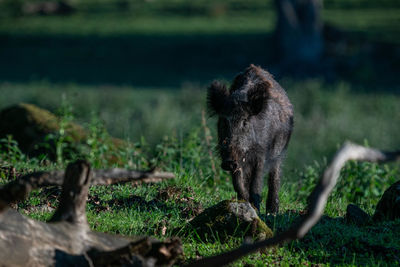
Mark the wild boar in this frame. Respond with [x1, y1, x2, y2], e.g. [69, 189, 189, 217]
[207, 64, 293, 213]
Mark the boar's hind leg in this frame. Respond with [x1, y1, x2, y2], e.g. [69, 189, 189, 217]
[266, 161, 281, 214]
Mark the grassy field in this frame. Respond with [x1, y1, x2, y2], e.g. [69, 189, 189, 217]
[1, 0, 400, 265]
[1, 117, 399, 266]
[1, 80, 399, 172]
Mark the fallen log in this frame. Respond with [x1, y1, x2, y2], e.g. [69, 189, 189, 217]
[0, 160, 182, 266]
[0, 166, 174, 210]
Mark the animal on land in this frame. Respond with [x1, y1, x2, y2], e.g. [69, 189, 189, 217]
[207, 64, 293, 213]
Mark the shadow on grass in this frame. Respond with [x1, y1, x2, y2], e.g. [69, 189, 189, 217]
[87, 185, 204, 220]
[0, 33, 271, 87]
[263, 211, 400, 265]
[89, 194, 168, 212]
[1, 31, 399, 91]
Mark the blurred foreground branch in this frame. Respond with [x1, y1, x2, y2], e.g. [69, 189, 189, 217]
[186, 142, 400, 267]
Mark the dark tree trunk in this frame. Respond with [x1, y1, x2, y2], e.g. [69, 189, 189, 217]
[274, 0, 323, 73]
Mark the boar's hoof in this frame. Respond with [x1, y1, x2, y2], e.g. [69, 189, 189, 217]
[266, 201, 279, 214]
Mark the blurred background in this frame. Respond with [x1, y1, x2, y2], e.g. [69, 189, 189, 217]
[0, 0, 399, 171]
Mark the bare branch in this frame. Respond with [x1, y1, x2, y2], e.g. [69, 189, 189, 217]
[0, 167, 174, 210]
[185, 142, 400, 267]
[90, 169, 175, 185]
[0, 171, 59, 212]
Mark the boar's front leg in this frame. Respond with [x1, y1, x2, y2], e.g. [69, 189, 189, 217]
[266, 160, 281, 214]
[232, 169, 249, 201]
[249, 161, 265, 211]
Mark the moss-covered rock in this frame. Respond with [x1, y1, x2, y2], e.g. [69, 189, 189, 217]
[181, 200, 273, 242]
[0, 103, 85, 157]
[0, 103, 123, 161]
[373, 181, 400, 222]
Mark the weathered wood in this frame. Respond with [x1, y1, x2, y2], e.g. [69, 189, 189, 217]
[49, 160, 91, 225]
[91, 168, 175, 185]
[0, 171, 60, 212]
[0, 160, 182, 266]
[0, 208, 182, 266]
[186, 142, 400, 267]
[0, 167, 174, 210]
[88, 236, 183, 266]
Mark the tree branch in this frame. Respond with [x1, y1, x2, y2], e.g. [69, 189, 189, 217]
[185, 142, 400, 267]
[0, 167, 174, 211]
[90, 169, 175, 185]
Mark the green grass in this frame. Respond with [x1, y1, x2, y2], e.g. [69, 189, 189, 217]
[1, 79, 398, 265]
[324, 8, 400, 44]
[0, 0, 399, 265]
[1, 2, 398, 89]
[0, 14, 275, 36]
[1, 80, 399, 172]
[1, 8, 399, 44]
[1, 124, 399, 266]
[1, 82, 399, 264]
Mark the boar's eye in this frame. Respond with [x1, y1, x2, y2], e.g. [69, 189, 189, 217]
[221, 138, 229, 148]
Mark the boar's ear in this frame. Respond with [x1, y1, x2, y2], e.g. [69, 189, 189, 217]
[207, 81, 229, 116]
[247, 81, 270, 115]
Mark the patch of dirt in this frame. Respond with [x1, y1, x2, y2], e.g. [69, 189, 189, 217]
[157, 186, 204, 219]
[109, 196, 167, 210]
[87, 194, 168, 213]
[86, 186, 204, 220]
[40, 187, 62, 202]
[22, 204, 55, 214]
[16, 186, 61, 213]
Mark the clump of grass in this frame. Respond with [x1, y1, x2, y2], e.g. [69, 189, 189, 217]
[293, 155, 399, 215]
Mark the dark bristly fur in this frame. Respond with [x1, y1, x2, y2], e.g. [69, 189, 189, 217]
[207, 64, 293, 213]
[206, 81, 230, 117]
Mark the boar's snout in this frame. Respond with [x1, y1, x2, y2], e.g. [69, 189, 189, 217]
[221, 160, 238, 171]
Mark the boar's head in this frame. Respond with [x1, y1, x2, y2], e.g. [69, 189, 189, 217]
[207, 65, 271, 174]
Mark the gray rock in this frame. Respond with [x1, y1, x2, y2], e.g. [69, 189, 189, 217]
[182, 200, 273, 242]
[228, 201, 259, 222]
